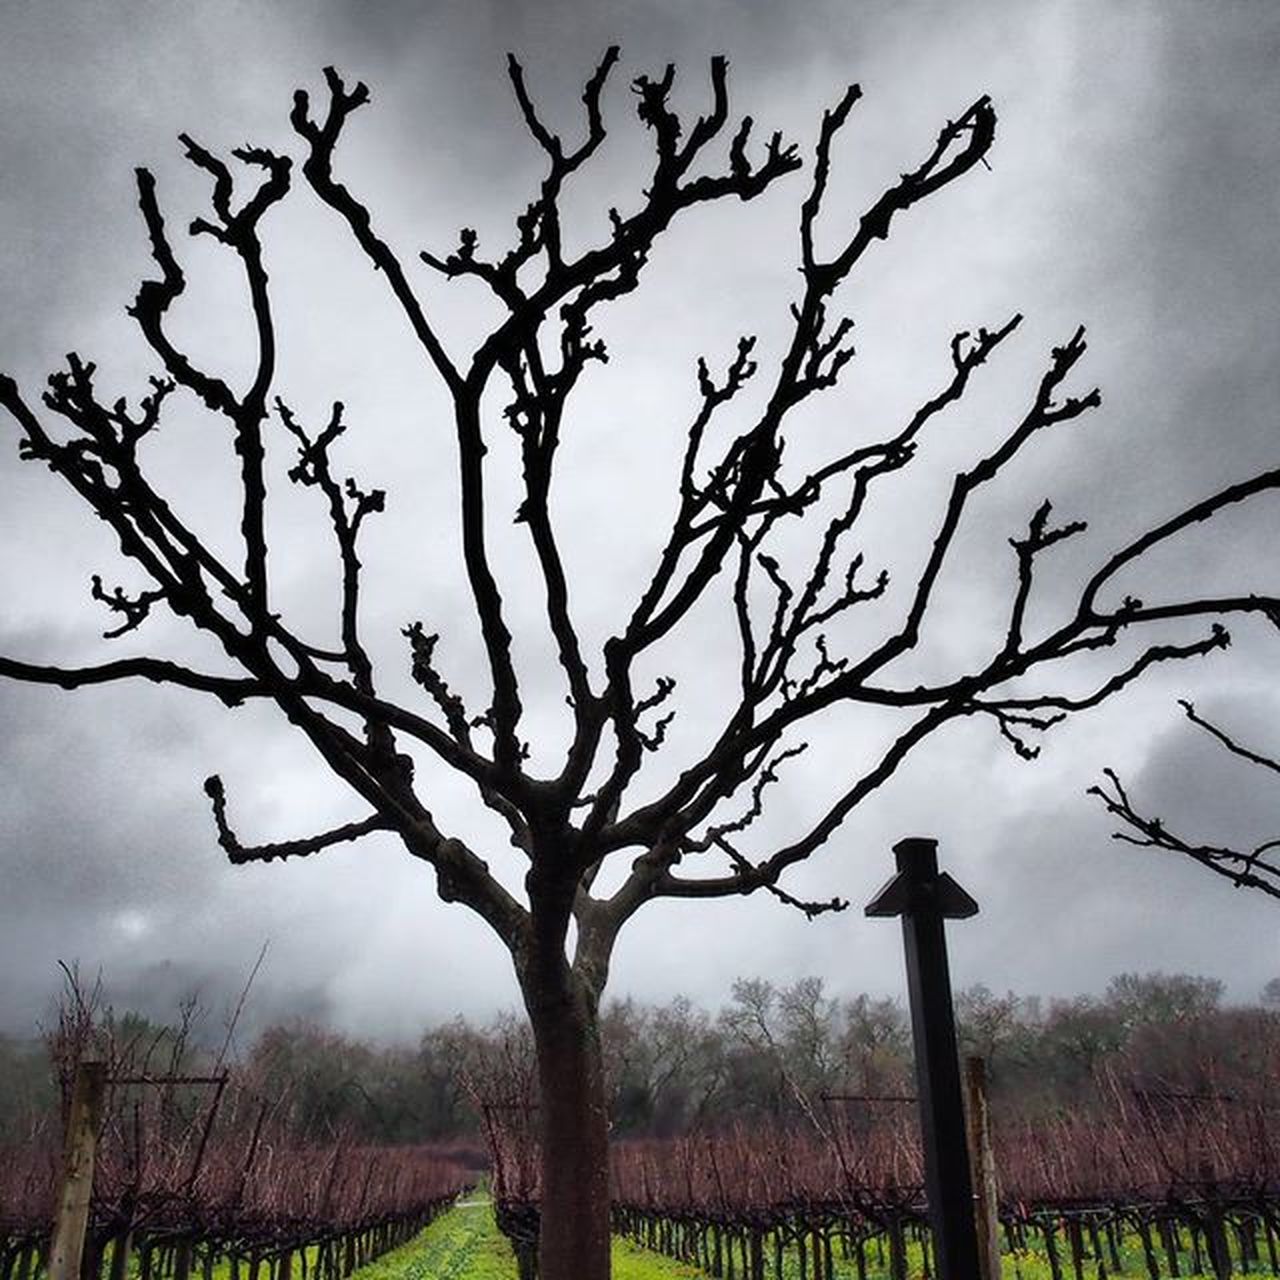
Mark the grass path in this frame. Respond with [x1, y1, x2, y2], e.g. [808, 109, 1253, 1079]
[354, 1206, 1278, 1280]
[351, 1197, 706, 1280]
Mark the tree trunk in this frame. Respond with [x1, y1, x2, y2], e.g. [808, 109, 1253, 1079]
[525, 974, 612, 1280]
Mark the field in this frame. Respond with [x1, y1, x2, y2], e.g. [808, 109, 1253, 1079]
[292, 1198, 1280, 1279]
[4, 985, 1275, 1280]
[310, 1196, 706, 1280]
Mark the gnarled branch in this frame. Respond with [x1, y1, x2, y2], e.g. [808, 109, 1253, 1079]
[203, 774, 391, 865]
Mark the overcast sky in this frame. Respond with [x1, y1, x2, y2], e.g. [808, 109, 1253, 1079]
[1, 0, 1278, 1042]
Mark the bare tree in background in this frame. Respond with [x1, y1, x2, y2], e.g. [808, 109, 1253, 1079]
[1092, 699, 1280, 899]
[3, 51, 1279, 1278]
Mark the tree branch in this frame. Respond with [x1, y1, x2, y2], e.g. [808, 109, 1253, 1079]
[292, 67, 462, 393]
[0, 654, 265, 706]
[1089, 768, 1280, 901]
[1179, 698, 1280, 775]
[132, 135, 292, 616]
[203, 774, 391, 864]
[276, 398, 385, 705]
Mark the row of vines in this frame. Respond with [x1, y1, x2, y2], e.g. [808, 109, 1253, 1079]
[484, 1075, 1280, 1278]
[0, 989, 474, 1280]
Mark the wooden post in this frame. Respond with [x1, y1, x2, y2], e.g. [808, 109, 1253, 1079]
[173, 1238, 193, 1280]
[1198, 1160, 1233, 1280]
[965, 1057, 1002, 1280]
[107, 1232, 133, 1280]
[48, 1058, 107, 1280]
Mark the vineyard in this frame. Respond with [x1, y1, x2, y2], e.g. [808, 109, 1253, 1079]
[0, 987, 473, 1280]
[483, 1083, 1280, 1278]
[3, 977, 1279, 1279]
[462, 977, 1280, 1278]
[0, 1076, 471, 1280]
[606, 1102, 1280, 1280]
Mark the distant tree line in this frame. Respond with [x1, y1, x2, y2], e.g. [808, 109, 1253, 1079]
[2, 970, 1276, 1146]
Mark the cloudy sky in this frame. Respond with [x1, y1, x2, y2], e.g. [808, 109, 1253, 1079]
[1, 0, 1278, 1041]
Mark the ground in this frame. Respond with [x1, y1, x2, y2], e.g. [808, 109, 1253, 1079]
[355, 1197, 1275, 1279]
[361, 1195, 704, 1280]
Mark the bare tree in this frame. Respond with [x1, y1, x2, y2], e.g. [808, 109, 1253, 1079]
[1092, 700, 1280, 900]
[3, 52, 1278, 1277]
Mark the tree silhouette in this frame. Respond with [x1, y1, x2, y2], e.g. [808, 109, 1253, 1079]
[3, 52, 1279, 1278]
[1092, 700, 1280, 899]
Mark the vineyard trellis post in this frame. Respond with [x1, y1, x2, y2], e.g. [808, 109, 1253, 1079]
[866, 836, 981, 1280]
[1199, 1159, 1234, 1280]
[965, 1056, 1002, 1280]
[48, 1056, 106, 1280]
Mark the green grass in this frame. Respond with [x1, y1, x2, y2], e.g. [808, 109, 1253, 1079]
[609, 1234, 708, 1279]
[615, 1227, 1277, 1280]
[79, 1205, 1276, 1280]
[337, 1208, 1279, 1280]
[997, 1244, 1273, 1280]
[348, 1197, 706, 1280]
[366, 1198, 516, 1280]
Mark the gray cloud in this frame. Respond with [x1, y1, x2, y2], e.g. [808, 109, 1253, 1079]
[2, 0, 1278, 1039]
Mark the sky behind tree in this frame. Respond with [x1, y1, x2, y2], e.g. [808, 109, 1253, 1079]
[1, 0, 1277, 1039]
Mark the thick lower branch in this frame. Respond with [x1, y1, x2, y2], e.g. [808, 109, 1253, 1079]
[0, 654, 263, 706]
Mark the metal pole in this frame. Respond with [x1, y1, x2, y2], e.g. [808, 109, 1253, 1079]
[866, 836, 981, 1280]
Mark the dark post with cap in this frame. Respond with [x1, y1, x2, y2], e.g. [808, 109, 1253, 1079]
[866, 836, 980, 1280]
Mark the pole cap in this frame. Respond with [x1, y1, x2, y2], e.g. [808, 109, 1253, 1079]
[865, 836, 979, 919]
